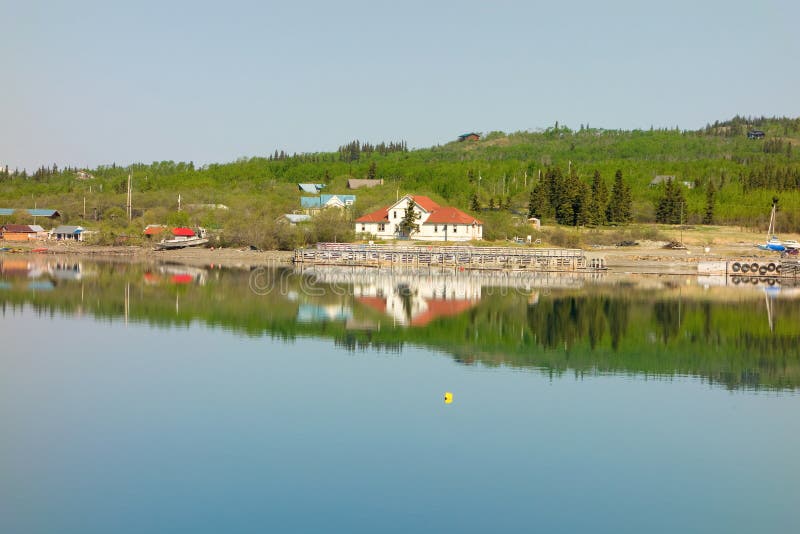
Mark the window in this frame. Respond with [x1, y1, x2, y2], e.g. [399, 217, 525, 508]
[453, 226, 457, 233]
[393, 211, 397, 219]
[378, 223, 385, 232]
[434, 225, 438, 232]
[361, 224, 366, 232]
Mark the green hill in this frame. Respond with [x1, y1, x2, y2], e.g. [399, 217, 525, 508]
[1, 115, 799, 246]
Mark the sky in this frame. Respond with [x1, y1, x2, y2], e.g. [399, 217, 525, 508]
[1, 0, 798, 171]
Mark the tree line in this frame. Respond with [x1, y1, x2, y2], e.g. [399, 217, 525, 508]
[526, 167, 632, 226]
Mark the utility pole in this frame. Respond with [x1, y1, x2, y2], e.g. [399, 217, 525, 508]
[126, 173, 132, 221]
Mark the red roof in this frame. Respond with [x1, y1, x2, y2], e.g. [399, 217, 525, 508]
[2, 224, 33, 233]
[355, 208, 389, 223]
[424, 207, 482, 225]
[171, 227, 195, 237]
[409, 195, 440, 212]
[144, 226, 166, 235]
[411, 299, 476, 327]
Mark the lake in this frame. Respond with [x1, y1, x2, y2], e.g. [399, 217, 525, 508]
[1, 256, 799, 533]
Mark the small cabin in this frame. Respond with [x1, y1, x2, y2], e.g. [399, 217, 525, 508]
[458, 132, 481, 142]
[747, 130, 765, 139]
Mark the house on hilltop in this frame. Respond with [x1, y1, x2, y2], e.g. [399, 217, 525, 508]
[355, 195, 482, 242]
[747, 130, 766, 139]
[458, 132, 481, 142]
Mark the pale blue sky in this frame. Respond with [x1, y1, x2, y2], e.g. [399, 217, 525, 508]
[2, 0, 798, 171]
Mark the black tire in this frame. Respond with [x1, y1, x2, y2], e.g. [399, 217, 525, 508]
[732, 262, 741, 272]
[751, 263, 759, 272]
[740, 264, 750, 273]
[759, 265, 768, 275]
[767, 263, 776, 272]
[732, 276, 741, 285]
[767, 278, 776, 286]
[751, 277, 760, 284]
[776, 265, 782, 274]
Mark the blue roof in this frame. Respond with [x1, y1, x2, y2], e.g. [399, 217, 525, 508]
[0, 208, 60, 217]
[298, 183, 326, 194]
[301, 195, 356, 208]
[301, 197, 324, 208]
[27, 209, 60, 217]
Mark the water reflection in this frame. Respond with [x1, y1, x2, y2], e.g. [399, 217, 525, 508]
[2, 255, 800, 390]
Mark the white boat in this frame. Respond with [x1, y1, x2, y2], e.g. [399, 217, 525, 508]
[155, 228, 209, 250]
[757, 205, 787, 252]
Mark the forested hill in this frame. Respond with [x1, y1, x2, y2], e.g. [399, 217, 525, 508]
[1, 115, 800, 245]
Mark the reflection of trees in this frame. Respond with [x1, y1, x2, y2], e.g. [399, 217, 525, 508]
[527, 296, 620, 350]
[653, 301, 681, 343]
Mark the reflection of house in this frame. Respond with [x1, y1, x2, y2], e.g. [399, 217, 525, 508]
[350, 273, 481, 326]
[301, 194, 356, 214]
[296, 303, 352, 323]
[347, 178, 383, 189]
[355, 195, 482, 242]
[51, 225, 84, 241]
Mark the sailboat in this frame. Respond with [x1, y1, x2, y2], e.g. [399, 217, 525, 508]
[757, 204, 798, 253]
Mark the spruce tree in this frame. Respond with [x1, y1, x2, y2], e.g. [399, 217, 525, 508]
[367, 161, 377, 180]
[399, 199, 420, 237]
[703, 181, 716, 224]
[606, 170, 632, 223]
[589, 170, 609, 225]
[488, 198, 495, 210]
[470, 193, 481, 212]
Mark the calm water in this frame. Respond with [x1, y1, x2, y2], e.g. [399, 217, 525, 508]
[1, 257, 799, 533]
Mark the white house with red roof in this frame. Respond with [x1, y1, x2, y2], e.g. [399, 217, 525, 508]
[355, 195, 483, 242]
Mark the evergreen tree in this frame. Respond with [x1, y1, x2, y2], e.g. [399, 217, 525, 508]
[470, 193, 481, 212]
[589, 170, 609, 225]
[655, 178, 675, 223]
[528, 186, 547, 219]
[367, 161, 377, 180]
[399, 199, 420, 237]
[503, 196, 512, 210]
[703, 181, 716, 224]
[607, 169, 632, 223]
[488, 198, 495, 210]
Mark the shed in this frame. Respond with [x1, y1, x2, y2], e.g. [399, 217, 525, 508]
[1, 224, 35, 241]
[649, 175, 676, 187]
[747, 130, 765, 139]
[281, 214, 312, 225]
[51, 225, 84, 241]
[27, 209, 61, 218]
[347, 178, 384, 189]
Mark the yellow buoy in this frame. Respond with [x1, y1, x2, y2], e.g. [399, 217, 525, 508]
[444, 392, 453, 404]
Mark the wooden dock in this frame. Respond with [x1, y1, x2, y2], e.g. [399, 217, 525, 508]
[293, 243, 605, 272]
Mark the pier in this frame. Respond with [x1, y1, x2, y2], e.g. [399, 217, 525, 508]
[293, 243, 605, 272]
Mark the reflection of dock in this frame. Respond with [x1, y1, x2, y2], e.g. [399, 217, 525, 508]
[296, 265, 604, 291]
[294, 243, 604, 272]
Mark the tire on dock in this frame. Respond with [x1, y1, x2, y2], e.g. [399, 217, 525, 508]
[732, 262, 741, 272]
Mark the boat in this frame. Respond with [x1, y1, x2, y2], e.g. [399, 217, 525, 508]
[757, 205, 788, 252]
[155, 227, 209, 250]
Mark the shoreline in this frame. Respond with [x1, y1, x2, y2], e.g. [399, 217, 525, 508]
[0, 238, 788, 275]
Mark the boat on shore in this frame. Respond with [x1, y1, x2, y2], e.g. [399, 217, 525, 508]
[155, 227, 209, 250]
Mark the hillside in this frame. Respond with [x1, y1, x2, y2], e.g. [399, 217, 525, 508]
[1, 115, 799, 247]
